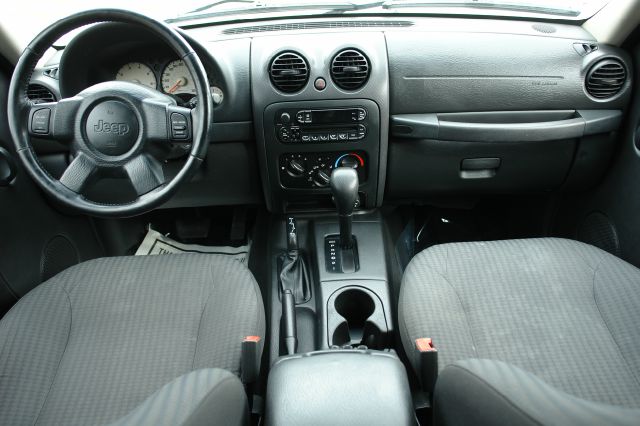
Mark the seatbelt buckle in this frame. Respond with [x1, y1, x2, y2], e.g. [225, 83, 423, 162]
[241, 336, 262, 384]
[415, 337, 438, 394]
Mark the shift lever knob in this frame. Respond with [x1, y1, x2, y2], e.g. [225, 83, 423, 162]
[331, 167, 358, 216]
[330, 167, 358, 248]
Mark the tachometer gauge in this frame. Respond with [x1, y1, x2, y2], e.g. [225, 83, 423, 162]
[162, 60, 196, 95]
[115, 62, 157, 89]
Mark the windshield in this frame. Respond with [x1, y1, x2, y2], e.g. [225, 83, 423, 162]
[1, 0, 609, 49]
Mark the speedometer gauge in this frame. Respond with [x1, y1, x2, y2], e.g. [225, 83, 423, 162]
[162, 60, 196, 95]
[115, 62, 157, 89]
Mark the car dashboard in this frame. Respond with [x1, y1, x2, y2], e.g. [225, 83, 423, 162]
[28, 15, 633, 212]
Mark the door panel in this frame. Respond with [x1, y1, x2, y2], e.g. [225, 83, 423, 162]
[0, 67, 104, 316]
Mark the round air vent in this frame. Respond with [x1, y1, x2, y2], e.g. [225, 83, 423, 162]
[586, 59, 627, 99]
[269, 51, 309, 93]
[331, 49, 370, 91]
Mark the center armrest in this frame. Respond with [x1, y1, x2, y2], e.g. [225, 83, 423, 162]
[266, 349, 414, 425]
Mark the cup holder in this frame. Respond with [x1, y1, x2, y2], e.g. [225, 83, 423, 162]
[328, 287, 388, 349]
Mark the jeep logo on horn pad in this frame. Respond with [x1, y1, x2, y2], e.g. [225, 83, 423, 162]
[86, 101, 139, 156]
[94, 120, 131, 136]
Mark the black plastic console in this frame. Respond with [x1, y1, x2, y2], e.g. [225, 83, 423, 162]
[262, 99, 381, 212]
[266, 350, 414, 426]
[314, 216, 392, 350]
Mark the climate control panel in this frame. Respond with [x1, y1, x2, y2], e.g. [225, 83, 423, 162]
[279, 152, 367, 189]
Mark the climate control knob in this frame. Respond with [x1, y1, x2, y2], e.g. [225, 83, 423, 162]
[287, 159, 305, 177]
[339, 156, 360, 169]
[335, 153, 364, 170]
[313, 169, 331, 187]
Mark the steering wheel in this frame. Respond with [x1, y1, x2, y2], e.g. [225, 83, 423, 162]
[7, 9, 212, 217]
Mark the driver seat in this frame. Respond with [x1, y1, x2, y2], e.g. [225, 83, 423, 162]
[0, 254, 265, 425]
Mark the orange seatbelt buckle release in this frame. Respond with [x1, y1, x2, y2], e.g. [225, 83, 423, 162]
[241, 336, 262, 384]
[415, 338, 438, 394]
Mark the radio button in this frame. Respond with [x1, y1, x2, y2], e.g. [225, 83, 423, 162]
[296, 111, 304, 123]
[348, 131, 359, 140]
[301, 135, 310, 142]
[338, 132, 349, 141]
[319, 134, 329, 142]
[329, 133, 338, 141]
[279, 127, 291, 142]
[303, 111, 312, 123]
[310, 134, 320, 142]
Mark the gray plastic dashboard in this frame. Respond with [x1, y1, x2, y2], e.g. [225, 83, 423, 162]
[28, 16, 634, 208]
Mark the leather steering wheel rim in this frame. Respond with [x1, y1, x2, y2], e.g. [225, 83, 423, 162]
[7, 9, 212, 218]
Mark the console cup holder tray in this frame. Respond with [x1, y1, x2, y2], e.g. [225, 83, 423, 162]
[326, 286, 389, 349]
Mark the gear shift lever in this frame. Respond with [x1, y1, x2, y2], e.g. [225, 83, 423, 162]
[330, 167, 358, 249]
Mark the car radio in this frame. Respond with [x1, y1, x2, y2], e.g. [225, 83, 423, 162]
[275, 107, 367, 143]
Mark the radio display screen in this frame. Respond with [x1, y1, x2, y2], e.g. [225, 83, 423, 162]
[311, 109, 356, 124]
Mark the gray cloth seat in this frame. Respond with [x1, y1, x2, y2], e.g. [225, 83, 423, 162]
[0, 254, 265, 426]
[399, 238, 640, 425]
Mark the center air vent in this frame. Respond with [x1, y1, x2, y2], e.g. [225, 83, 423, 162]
[27, 84, 56, 103]
[269, 52, 309, 93]
[331, 49, 370, 91]
[586, 59, 627, 99]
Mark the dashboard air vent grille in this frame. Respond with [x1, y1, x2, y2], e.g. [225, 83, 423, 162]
[43, 67, 59, 79]
[331, 49, 369, 91]
[27, 84, 56, 103]
[586, 59, 627, 99]
[270, 52, 309, 93]
[223, 20, 413, 35]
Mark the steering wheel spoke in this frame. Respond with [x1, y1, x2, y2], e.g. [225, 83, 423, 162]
[124, 153, 165, 196]
[28, 97, 81, 141]
[59, 152, 99, 194]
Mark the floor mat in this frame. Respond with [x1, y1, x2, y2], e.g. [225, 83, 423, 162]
[135, 228, 250, 264]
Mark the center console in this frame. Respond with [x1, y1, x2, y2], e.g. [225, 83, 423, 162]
[263, 99, 382, 211]
[251, 31, 405, 421]
[250, 31, 389, 213]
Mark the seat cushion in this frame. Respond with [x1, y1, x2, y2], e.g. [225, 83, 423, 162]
[399, 238, 640, 409]
[0, 254, 265, 425]
[115, 368, 248, 426]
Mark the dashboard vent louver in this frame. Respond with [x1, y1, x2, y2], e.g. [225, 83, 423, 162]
[586, 59, 627, 99]
[270, 52, 309, 93]
[223, 20, 413, 35]
[43, 67, 59, 79]
[330, 49, 369, 91]
[27, 84, 56, 103]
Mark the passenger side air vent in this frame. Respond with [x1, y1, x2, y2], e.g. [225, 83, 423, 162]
[586, 59, 627, 99]
[27, 84, 56, 103]
[331, 49, 370, 91]
[269, 52, 309, 93]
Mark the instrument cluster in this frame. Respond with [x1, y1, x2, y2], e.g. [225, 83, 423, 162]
[114, 59, 224, 106]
